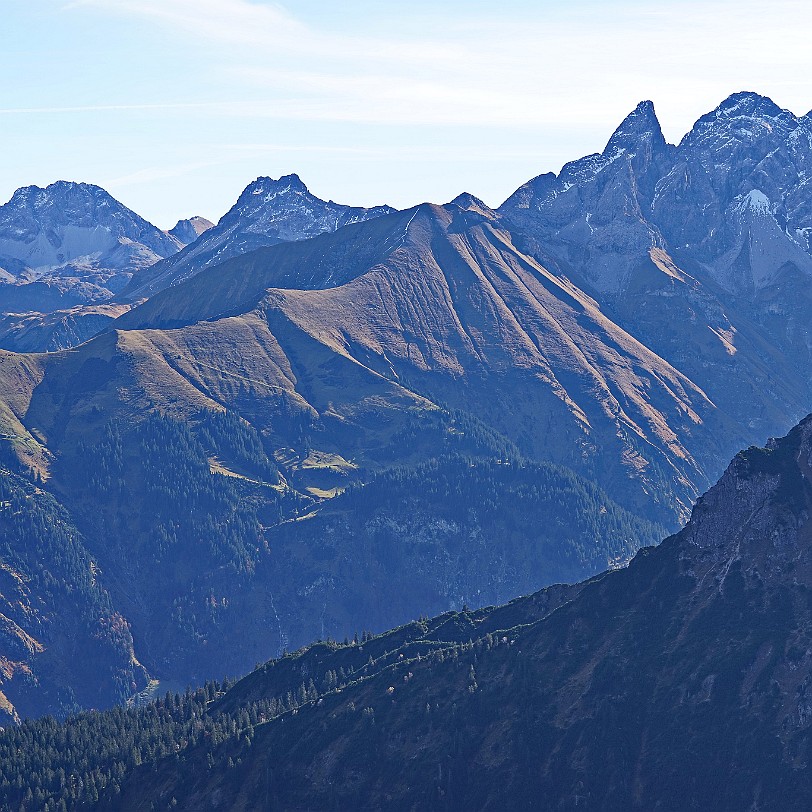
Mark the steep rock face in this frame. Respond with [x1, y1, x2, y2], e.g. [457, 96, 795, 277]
[103, 415, 812, 811]
[500, 100, 674, 295]
[654, 92, 812, 292]
[0, 182, 182, 311]
[123, 174, 396, 299]
[500, 92, 812, 297]
[167, 215, 214, 246]
[499, 91, 812, 452]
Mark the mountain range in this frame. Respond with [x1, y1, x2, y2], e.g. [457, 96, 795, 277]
[1, 91, 812, 725]
[122, 173, 395, 300]
[0, 175, 392, 350]
[500, 92, 812, 440]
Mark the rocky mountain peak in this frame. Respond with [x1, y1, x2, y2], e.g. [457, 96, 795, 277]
[4, 180, 128, 223]
[208, 174, 316, 233]
[496, 172, 557, 213]
[237, 171, 312, 201]
[0, 180, 181, 304]
[0, 180, 175, 246]
[675, 414, 812, 601]
[167, 216, 214, 246]
[121, 175, 396, 299]
[217, 173, 393, 232]
[604, 99, 667, 156]
[241, 172, 308, 200]
[449, 192, 496, 218]
[534, 99, 668, 195]
[679, 90, 798, 154]
[715, 90, 787, 120]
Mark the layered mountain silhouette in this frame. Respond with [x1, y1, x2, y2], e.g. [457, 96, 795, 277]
[4, 414, 812, 810]
[112, 199, 734, 521]
[122, 173, 396, 300]
[0, 200, 710, 718]
[0, 176, 393, 351]
[124, 415, 812, 811]
[1, 91, 812, 723]
[1, 200, 730, 523]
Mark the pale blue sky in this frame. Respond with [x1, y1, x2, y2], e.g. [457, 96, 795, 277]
[4, 0, 812, 227]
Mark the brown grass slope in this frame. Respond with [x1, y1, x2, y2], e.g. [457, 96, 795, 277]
[111, 200, 738, 522]
[0, 201, 745, 523]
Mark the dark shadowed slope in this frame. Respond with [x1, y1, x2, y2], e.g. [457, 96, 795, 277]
[117, 414, 812, 811]
[0, 407, 661, 721]
[0, 467, 147, 724]
[5, 415, 812, 810]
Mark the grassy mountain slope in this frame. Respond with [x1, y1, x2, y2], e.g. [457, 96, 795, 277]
[0, 166, 798, 722]
[113, 201, 735, 523]
[0, 198, 768, 717]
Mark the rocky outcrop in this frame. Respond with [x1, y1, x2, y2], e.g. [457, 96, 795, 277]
[167, 216, 213, 246]
[500, 91, 812, 459]
[123, 174, 395, 299]
[0, 181, 182, 311]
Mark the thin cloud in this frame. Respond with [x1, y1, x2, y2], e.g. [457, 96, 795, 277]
[60, 0, 812, 136]
[0, 102, 223, 115]
[66, 0, 469, 67]
[221, 143, 561, 161]
[64, 0, 303, 45]
[103, 160, 226, 188]
[14, 0, 812, 225]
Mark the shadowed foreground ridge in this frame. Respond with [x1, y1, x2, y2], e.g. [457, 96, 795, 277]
[4, 416, 812, 810]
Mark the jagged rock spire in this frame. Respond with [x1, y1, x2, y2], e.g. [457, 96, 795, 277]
[604, 99, 667, 155]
